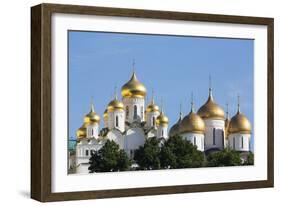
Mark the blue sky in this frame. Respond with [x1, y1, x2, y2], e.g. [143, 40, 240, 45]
[68, 31, 254, 148]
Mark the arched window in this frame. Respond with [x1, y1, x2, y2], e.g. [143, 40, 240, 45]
[241, 136, 244, 148]
[194, 137, 196, 145]
[115, 115, 119, 127]
[233, 138, 236, 150]
[161, 129, 164, 137]
[85, 150, 89, 156]
[126, 106, 129, 118]
[213, 128, 216, 145]
[92, 128, 94, 136]
[141, 106, 144, 119]
[133, 105, 137, 119]
[152, 117, 155, 126]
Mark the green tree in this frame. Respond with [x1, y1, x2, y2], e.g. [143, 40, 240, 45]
[244, 152, 254, 165]
[88, 140, 131, 172]
[160, 135, 205, 169]
[206, 148, 242, 167]
[134, 137, 161, 170]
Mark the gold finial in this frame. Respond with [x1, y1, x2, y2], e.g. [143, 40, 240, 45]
[226, 102, 229, 119]
[237, 94, 241, 114]
[179, 102, 183, 119]
[208, 75, 214, 100]
[132, 58, 136, 73]
[191, 92, 195, 112]
[160, 97, 164, 114]
[151, 89, 155, 104]
[90, 96, 95, 112]
[114, 86, 118, 100]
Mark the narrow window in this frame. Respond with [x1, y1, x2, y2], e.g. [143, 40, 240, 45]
[92, 128, 94, 136]
[126, 106, 129, 118]
[241, 136, 244, 148]
[133, 105, 137, 119]
[194, 137, 196, 145]
[141, 106, 144, 119]
[85, 150, 89, 156]
[233, 138, 236, 150]
[213, 128, 216, 145]
[152, 117, 155, 126]
[162, 129, 164, 137]
[115, 115, 119, 127]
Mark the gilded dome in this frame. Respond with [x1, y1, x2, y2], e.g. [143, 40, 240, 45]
[83, 103, 100, 124]
[121, 72, 147, 98]
[76, 123, 87, 139]
[179, 110, 205, 134]
[169, 114, 182, 137]
[107, 98, 124, 112]
[197, 90, 225, 120]
[146, 97, 160, 113]
[228, 110, 251, 134]
[156, 112, 169, 126]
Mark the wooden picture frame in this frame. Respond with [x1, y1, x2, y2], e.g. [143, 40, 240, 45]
[31, 3, 274, 202]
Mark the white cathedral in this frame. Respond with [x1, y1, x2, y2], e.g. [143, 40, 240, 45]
[74, 70, 252, 174]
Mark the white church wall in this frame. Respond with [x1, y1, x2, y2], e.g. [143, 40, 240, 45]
[123, 97, 145, 123]
[228, 133, 251, 152]
[157, 125, 168, 140]
[204, 119, 225, 151]
[107, 109, 125, 132]
[86, 123, 99, 139]
[181, 132, 205, 151]
[107, 129, 125, 149]
[146, 111, 160, 128]
[124, 127, 146, 158]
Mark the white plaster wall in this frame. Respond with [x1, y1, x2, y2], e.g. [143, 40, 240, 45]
[76, 163, 90, 174]
[145, 111, 160, 128]
[123, 97, 145, 123]
[157, 125, 168, 140]
[86, 123, 99, 139]
[204, 119, 225, 151]
[182, 132, 205, 151]
[103, 117, 108, 128]
[228, 133, 251, 152]
[147, 129, 157, 138]
[124, 127, 146, 157]
[107, 130, 125, 149]
[107, 110, 125, 132]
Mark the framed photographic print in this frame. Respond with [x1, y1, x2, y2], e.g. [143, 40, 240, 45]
[31, 3, 274, 202]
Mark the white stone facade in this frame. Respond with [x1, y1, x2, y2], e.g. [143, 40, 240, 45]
[181, 132, 205, 151]
[203, 119, 225, 151]
[123, 97, 145, 123]
[228, 133, 251, 152]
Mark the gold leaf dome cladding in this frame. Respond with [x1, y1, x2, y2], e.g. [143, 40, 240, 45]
[169, 116, 182, 137]
[197, 91, 225, 120]
[107, 99, 124, 112]
[76, 123, 87, 139]
[146, 100, 160, 113]
[179, 111, 205, 134]
[121, 72, 147, 98]
[83, 107, 100, 124]
[156, 112, 169, 126]
[228, 111, 251, 134]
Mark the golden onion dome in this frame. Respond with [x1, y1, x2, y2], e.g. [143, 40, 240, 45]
[107, 98, 124, 112]
[179, 105, 205, 134]
[83, 103, 100, 124]
[197, 89, 225, 120]
[103, 109, 108, 119]
[76, 123, 87, 139]
[146, 96, 160, 113]
[156, 111, 169, 126]
[169, 114, 182, 137]
[121, 71, 147, 98]
[228, 109, 251, 134]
